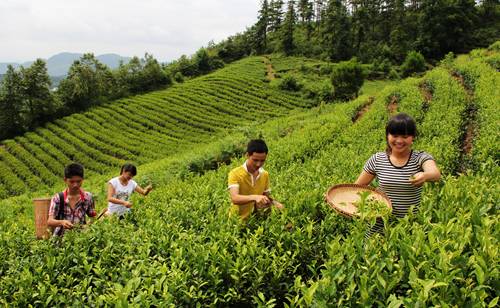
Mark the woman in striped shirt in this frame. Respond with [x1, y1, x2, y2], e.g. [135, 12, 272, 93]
[355, 113, 441, 237]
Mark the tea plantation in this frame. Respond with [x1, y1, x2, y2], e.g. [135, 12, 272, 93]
[0, 45, 498, 306]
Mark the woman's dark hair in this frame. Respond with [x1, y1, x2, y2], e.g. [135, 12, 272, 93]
[385, 113, 417, 153]
[386, 113, 417, 137]
[120, 163, 137, 176]
[247, 139, 268, 155]
[64, 163, 84, 178]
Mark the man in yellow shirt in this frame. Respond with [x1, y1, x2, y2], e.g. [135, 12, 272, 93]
[228, 139, 283, 220]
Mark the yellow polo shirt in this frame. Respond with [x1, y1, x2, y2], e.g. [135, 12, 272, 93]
[228, 162, 270, 220]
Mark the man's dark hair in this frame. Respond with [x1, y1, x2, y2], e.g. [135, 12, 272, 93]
[120, 163, 137, 176]
[64, 163, 84, 178]
[247, 139, 268, 155]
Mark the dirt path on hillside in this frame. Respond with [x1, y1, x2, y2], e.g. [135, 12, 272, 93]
[451, 71, 474, 97]
[451, 71, 477, 157]
[419, 82, 433, 103]
[462, 118, 476, 155]
[387, 95, 398, 114]
[352, 97, 375, 123]
[263, 56, 276, 81]
[449, 70, 478, 173]
[419, 82, 433, 114]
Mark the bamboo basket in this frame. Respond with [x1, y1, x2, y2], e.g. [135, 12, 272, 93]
[33, 197, 52, 239]
[325, 184, 392, 218]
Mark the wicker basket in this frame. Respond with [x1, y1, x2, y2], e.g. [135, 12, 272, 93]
[325, 184, 392, 218]
[33, 197, 51, 239]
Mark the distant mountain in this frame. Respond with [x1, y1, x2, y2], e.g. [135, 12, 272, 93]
[0, 52, 131, 76]
[46, 52, 83, 76]
[0, 73, 66, 89]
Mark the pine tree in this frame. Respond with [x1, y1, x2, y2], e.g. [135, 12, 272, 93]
[282, 0, 297, 55]
[314, 0, 326, 24]
[0, 65, 25, 138]
[388, 0, 411, 62]
[321, 0, 352, 61]
[351, 0, 367, 58]
[298, 0, 315, 40]
[298, 0, 314, 22]
[475, 0, 500, 46]
[20, 59, 58, 129]
[417, 0, 478, 59]
[254, 0, 270, 53]
[268, 0, 285, 32]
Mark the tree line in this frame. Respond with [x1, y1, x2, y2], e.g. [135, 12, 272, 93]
[213, 0, 498, 100]
[0, 49, 225, 140]
[245, 0, 499, 62]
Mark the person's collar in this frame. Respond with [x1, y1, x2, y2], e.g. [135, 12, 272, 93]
[64, 188, 85, 202]
[243, 160, 264, 174]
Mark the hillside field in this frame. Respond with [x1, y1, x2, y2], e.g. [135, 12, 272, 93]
[0, 45, 499, 306]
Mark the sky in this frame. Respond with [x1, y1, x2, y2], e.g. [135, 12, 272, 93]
[0, 0, 260, 63]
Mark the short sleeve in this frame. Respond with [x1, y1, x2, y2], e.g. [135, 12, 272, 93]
[85, 193, 97, 217]
[417, 151, 434, 167]
[131, 180, 138, 191]
[48, 193, 60, 217]
[108, 178, 117, 188]
[363, 154, 378, 175]
[228, 170, 240, 189]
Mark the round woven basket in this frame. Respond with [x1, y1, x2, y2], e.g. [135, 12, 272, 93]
[33, 197, 51, 239]
[325, 184, 392, 218]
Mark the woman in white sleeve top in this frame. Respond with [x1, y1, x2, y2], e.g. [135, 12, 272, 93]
[107, 163, 153, 216]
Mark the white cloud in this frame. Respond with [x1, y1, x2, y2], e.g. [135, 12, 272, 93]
[0, 0, 260, 62]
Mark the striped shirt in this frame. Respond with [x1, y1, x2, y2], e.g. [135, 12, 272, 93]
[363, 150, 434, 218]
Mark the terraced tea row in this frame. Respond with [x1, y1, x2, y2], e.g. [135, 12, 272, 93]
[0, 57, 315, 199]
[453, 53, 500, 165]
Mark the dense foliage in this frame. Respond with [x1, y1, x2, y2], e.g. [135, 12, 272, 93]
[246, 0, 499, 62]
[0, 45, 498, 306]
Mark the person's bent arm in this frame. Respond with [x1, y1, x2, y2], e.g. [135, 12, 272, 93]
[355, 171, 376, 186]
[47, 215, 73, 229]
[409, 160, 441, 187]
[135, 185, 153, 196]
[107, 183, 132, 208]
[423, 160, 441, 181]
[229, 187, 270, 206]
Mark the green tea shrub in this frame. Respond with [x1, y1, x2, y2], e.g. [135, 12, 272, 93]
[331, 58, 365, 101]
[401, 51, 426, 77]
[278, 75, 302, 91]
